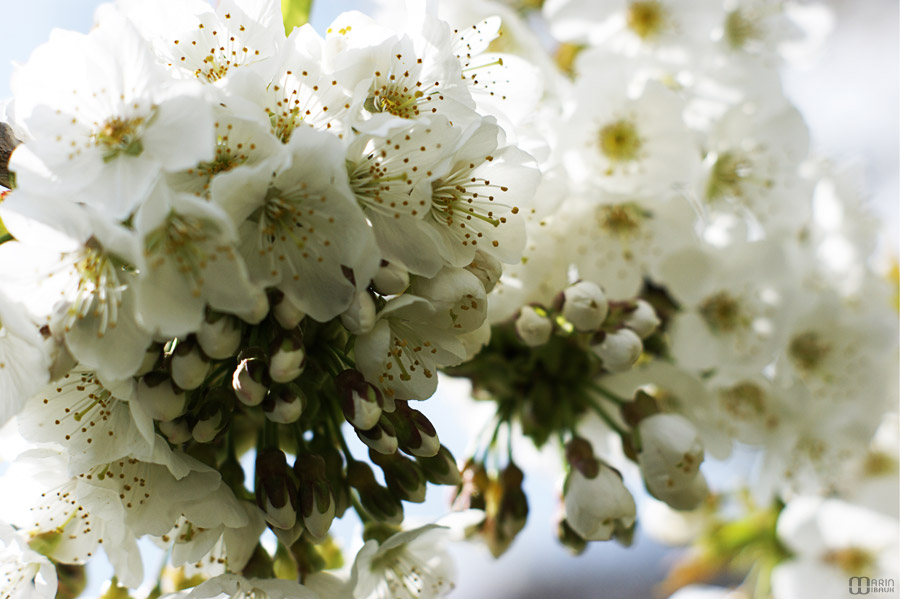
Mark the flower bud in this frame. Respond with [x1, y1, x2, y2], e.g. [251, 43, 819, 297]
[389, 401, 440, 458]
[356, 420, 399, 455]
[192, 387, 235, 443]
[486, 463, 528, 557]
[564, 465, 636, 542]
[565, 437, 600, 479]
[347, 461, 403, 525]
[592, 328, 642, 373]
[336, 369, 383, 430]
[56, 563, 86, 599]
[370, 450, 427, 503]
[262, 384, 306, 424]
[170, 337, 210, 390]
[232, 348, 270, 407]
[196, 312, 242, 359]
[417, 445, 462, 486]
[557, 518, 588, 556]
[236, 290, 270, 325]
[562, 281, 609, 332]
[270, 289, 306, 330]
[452, 459, 489, 512]
[340, 291, 376, 335]
[158, 417, 192, 444]
[256, 449, 299, 529]
[315, 443, 350, 519]
[465, 251, 503, 294]
[372, 260, 409, 295]
[268, 329, 306, 383]
[135, 342, 162, 377]
[515, 305, 552, 347]
[294, 454, 335, 540]
[637, 413, 707, 510]
[650, 470, 709, 511]
[136, 372, 186, 422]
[623, 300, 660, 339]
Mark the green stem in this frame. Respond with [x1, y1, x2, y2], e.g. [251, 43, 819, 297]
[350, 492, 372, 524]
[480, 416, 505, 463]
[325, 407, 355, 464]
[585, 394, 629, 437]
[588, 381, 630, 405]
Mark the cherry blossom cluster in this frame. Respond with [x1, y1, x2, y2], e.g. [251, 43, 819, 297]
[0, 0, 539, 597]
[0, 0, 896, 597]
[402, 0, 898, 570]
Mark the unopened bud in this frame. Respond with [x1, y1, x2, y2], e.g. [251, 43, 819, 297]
[262, 385, 306, 424]
[452, 459, 489, 512]
[315, 444, 350, 519]
[515, 305, 552, 347]
[270, 289, 306, 330]
[370, 450, 427, 503]
[557, 518, 588, 555]
[356, 420, 399, 455]
[562, 281, 609, 332]
[232, 348, 270, 406]
[56, 563, 86, 599]
[294, 454, 335, 540]
[336, 369, 383, 430]
[564, 464, 636, 541]
[372, 260, 409, 295]
[136, 372, 186, 422]
[197, 312, 242, 359]
[417, 445, 462, 486]
[592, 328, 642, 373]
[340, 291, 377, 335]
[565, 437, 600, 479]
[236, 290, 269, 325]
[390, 401, 440, 458]
[256, 449, 299, 529]
[651, 471, 709, 511]
[623, 300, 660, 339]
[347, 461, 403, 525]
[135, 342, 162, 377]
[158, 417, 191, 444]
[465, 251, 503, 294]
[169, 337, 210, 391]
[192, 387, 235, 443]
[269, 330, 306, 383]
[487, 463, 528, 557]
[637, 413, 707, 510]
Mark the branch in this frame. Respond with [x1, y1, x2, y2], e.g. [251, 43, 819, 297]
[0, 122, 20, 189]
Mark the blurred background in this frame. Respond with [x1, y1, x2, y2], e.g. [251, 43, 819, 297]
[0, 1, 896, 597]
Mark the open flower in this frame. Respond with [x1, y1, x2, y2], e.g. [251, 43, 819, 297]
[349, 524, 455, 599]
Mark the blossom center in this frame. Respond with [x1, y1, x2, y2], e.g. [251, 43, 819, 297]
[718, 382, 766, 420]
[145, 213, 219, 294]
[823, 547, 875, 576]
[598, 120, 642, 163]
[699, 292, 744, 333]
[94, 116, 145, 163]
[598, 203, 645, 237]
[724, 10, 762, 50]
[68, 239, 124, 335]
[626, 1, 667, 40]
[789, 331, 831, 372]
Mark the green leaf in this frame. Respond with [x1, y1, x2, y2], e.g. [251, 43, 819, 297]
[282, 0, 313, 34]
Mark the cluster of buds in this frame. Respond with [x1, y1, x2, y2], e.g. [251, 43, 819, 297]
[254, 448, 338, 545]
[513, 281, 661, 374]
